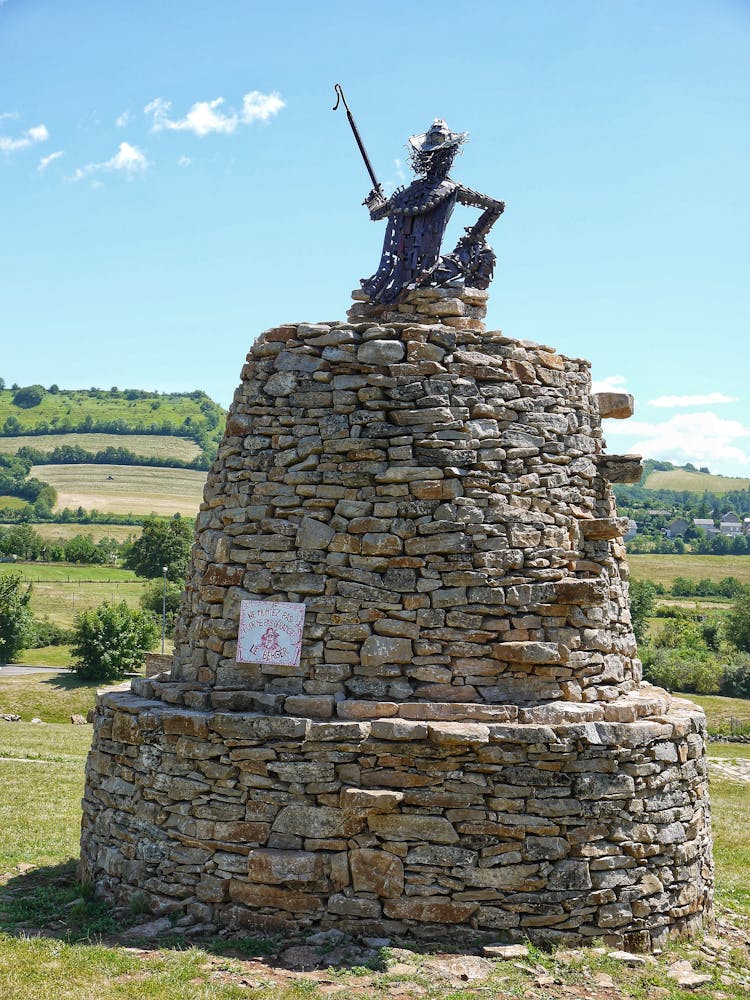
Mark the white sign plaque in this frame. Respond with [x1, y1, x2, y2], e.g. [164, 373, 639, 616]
[237, 600, 306, 667]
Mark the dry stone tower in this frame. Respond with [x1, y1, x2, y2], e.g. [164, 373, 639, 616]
[80, 286, 713, 950]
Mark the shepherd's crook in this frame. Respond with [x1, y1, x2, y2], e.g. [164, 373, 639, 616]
[333, 84, 382, 194]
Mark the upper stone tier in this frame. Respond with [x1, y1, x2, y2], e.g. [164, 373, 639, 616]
[170, 287, 642, 721]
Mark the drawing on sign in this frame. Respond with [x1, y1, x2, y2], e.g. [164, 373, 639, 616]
[237, 600, 306, 667]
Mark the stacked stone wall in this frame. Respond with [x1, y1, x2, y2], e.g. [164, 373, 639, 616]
[79, 287, 714, 949]
[81, 690, 712, 951]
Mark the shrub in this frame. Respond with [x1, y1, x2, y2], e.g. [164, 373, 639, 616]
[628, 580, 656, 645]
[725, 589, 750, 653]
[139, 578, 184, 633]
[12, 384, 45, 408]
[721, 658, 750, 699]
[70, 601, 159, 681]
[0, 572, 34, 663]
[640, 646, 723, 694]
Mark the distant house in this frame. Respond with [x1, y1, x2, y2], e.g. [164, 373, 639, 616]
[720, 512, 743, 536]
[693, 518, 717, 536]
[665, 517, 689, 538]
[744, 518, 750, 536]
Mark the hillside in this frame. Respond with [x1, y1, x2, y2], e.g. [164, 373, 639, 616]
[0, 384, 224, 451]
[0, 382, 224, 524]
[644, 467, 750, 493]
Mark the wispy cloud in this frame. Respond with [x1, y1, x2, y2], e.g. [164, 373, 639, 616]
[70, 141, 149, 181]
[591, 374, 628, 395]
[145, 90, 285, 137]
[177, 154, 192, 167]
[649, 391, 738, 408]
[606, 411, 750, 468]
[0, 122, 49, 153]
[115, 110, 131, 128]
[37, 150, 64, 172]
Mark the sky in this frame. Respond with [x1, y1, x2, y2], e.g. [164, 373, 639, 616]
[1, 0, 749, 475]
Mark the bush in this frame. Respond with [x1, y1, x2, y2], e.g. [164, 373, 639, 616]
[725, 589, 750, 653]
[0, 572, 34, 663]
[12, 384, 45, 408]
[139, 578, 184, 633]
[628, 580, 656, 645]
[29, 617, 74, 648]
[721, 658, 750, 699]
[640, 646, 723, 694]
[70, 601, 159, 681]
[124, 515, 193, 582]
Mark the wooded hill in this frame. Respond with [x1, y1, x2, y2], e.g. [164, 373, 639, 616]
[0, 382, 226, 523]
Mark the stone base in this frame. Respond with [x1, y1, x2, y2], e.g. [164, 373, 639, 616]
[80, 684, 713, 951]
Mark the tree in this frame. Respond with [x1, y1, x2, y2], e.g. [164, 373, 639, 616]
[0, 572, 34, 663]
[12, 384, 45, 408]
[124, 515, 193, 582]
[70, 601, 159, 681]
[628, 580, 656, 645]
[140, 578, 184, 633]
[0, 523, 43, 561]
[64, 534, 101, 564]
[725, 589, 750, 654]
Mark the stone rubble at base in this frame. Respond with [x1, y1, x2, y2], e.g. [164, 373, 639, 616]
[79, 285, 714, 951]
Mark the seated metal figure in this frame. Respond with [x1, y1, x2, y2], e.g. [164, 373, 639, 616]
[362, 120, 505, 305]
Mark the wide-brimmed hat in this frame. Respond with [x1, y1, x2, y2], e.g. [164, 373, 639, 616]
[408, 119, 468, 154]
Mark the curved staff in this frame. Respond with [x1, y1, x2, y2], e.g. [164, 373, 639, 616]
[333, 84, 383, 196]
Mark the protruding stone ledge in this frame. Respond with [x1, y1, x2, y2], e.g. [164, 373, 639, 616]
[579, 517, 631, 540]
[595, 454, 643, 484]
[594, 392, 635, 419]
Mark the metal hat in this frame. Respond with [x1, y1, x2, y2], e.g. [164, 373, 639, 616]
[408, 119, 468, 154]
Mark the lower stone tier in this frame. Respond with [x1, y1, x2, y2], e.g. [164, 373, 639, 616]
[80, 689, 714, 952]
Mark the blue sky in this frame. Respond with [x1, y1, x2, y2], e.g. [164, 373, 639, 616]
[1, 0, 748, 474]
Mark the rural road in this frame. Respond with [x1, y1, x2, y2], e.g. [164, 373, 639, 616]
[0, 664, 68, 675]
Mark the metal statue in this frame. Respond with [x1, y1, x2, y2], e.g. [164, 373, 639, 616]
[333, 86, 505, 304]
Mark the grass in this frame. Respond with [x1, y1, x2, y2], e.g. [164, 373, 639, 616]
[16, 645, 75, 668]
[0, 387, 224, 445]
[0, 496, 28, 510]
[0, 673, 101, 723]
[30, 463, 206, 517]
[644, 468, 750, 493]
[30, 522, 142, 544]
[629, 553, 750, 587]
[0, 562, 147, 628]
[679, 693, 750, 730]
[0, 676, 748, 999]
[0, 432, 201, 461]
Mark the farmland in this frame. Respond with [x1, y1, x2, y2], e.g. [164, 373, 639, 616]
[628, 553, 750, 587]
[644, 468, 750, 493]
[30, 464, 206, 517]
[31, 522, 141, 544]
[0, 563, 146, 629]
[0, 432, 201, 462]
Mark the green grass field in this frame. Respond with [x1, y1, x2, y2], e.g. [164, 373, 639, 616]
[0, 562, 147, 629]
[30, 522, 142, 544]
[0, 496, 28, 510]
[644, 468, 750, 493]
[0, 432, 201, 461]
[0, 674, 748, 999]
[30, 463, 206, 517]
[629, 553, 750, 587]
[0, 387, 224, 444]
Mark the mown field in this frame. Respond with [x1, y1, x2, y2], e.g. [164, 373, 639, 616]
[0, 432, 201, 461]
[0, 676, 747, 999]
[30, 522, 142, 544]
[30, 464, 206, 517]
[628, 553, 750, 587]
[644, 468, 750, 493]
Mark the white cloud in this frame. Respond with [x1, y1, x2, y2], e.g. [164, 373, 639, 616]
[241, 90, 285, 123]
[591, 374, 628, 394]
[605, 411, 750, 468]
[0, 122, 49, 153]
[145, 89, 285, 137]
[37, 150, 64, 172]
[649, 391, 738, 408]
[177, 155, 192, 167]
[145, 96, 238, 136]
[70, 141, 149, 181]
[115, 110, 131, 128]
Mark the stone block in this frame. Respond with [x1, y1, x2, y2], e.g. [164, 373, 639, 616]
[368, 814, 458, 844]
[361, 635, 413, 667]
[350, 849, 404, 897]
[272, 805, 365, 839]
[246, 849, 326, 889]
[340, 788, 404, 813]
[383, 896, 479, 923]
[229, 879, 323, 913]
